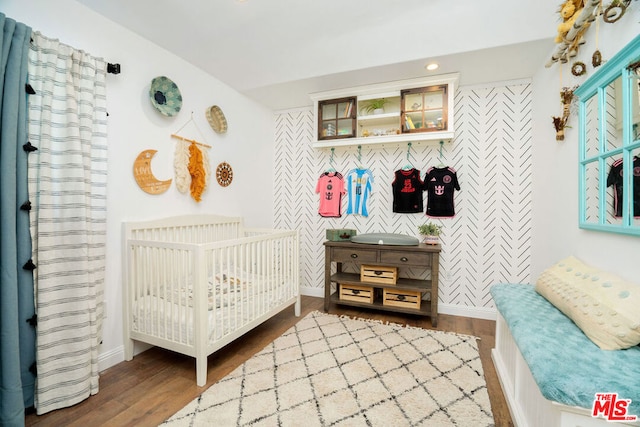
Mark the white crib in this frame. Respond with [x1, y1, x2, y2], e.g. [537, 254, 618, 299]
[121, 215, 300, 386]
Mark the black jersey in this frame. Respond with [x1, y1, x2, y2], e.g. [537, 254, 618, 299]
[606, 156, 640, 217]
[392, 168, 424, 213]
[423, 166, 460, 217]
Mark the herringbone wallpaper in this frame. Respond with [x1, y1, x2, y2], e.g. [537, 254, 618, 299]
[273, 81, 533, 312]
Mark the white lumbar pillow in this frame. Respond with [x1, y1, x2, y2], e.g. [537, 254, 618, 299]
[535, 256, 640, 350]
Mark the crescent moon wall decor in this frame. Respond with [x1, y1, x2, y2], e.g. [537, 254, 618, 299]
[133, 149, 172, 194]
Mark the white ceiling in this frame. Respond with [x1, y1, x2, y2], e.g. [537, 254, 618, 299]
[75, 0, 560, 110]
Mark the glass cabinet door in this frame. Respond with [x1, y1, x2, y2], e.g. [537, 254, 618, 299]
[318, 97, 356, 140]
[401, 85, 448, 133]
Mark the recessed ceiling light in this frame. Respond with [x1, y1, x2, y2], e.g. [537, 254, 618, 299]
[425, 63, 439, 71]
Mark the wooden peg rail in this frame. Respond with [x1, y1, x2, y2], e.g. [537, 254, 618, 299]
[171, 134, 212, 149]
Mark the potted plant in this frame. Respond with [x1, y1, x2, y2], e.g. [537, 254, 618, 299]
[361, 98, 388, 115]
[417, 222, 442, 245]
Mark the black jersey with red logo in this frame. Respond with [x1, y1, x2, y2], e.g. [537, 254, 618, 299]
[392, 169, 424, 213]
[606, 156, 640, 217]
[423, 166, 460, 217]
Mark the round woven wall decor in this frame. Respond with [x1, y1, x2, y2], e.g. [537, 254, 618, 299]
[216, 162, 233, 187]
[571, 61, 586, 76]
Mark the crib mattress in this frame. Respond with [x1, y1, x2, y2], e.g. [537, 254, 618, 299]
[132, 291, 287, 345]
[132, 270, 281, 340]
[491, 283, 640, 416]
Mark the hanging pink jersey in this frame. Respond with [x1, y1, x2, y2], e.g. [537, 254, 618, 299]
[316, 172, 346, 217]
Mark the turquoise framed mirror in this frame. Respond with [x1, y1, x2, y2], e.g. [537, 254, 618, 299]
[575, 34, 640, 236]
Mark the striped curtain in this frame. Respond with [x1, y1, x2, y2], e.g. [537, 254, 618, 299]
[27, 32, 108, 415]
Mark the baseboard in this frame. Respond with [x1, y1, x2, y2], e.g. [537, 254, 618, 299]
[438, 303, 497, 320]
[300, 286, 497, 320]
[98, 344, 124, 372]
[300, 286, 325, 298]
[99, 342, 154, 372]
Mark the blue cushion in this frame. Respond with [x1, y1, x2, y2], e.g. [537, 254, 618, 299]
[491, 283, 640, 416]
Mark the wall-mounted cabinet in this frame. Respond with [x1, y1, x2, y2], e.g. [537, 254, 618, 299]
[318, 97, 356, 139]
[310, 74, 458, 148]
[402, 85, 448, 133]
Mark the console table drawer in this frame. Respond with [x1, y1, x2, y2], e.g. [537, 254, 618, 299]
[331, 248, 377, 263]
[380, 251, 432, 267]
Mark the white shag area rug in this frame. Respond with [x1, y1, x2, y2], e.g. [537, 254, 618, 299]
[162, 310, 494, 426]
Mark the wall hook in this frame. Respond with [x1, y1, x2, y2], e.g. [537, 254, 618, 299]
[107, 63, 121, 74]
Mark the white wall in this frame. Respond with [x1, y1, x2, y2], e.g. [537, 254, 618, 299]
[3, 0, 276, 370]
[274, 79, 534, 321]
[530, 8, 640, 281]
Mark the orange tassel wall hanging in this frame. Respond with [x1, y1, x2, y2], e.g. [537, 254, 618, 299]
[188, 142, 206, 202]
[170, 115, 212, 201]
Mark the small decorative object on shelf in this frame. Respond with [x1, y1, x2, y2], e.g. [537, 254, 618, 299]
[326, 229, 357, 241]
[418, 222, 442, 245]
[360, 98, 388, 115]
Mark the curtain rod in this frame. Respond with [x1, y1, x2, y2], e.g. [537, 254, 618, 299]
[28, 36, 121, 74]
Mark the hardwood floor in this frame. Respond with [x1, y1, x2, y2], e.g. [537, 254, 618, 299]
[25, 296, 513, 427]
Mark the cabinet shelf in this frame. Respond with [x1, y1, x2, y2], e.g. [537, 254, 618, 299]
[357, 112, 399, 121]
[330, 292, 432, 316]
[312, 131, 454, 149]
[311, 74, 458, 149]
[330, 272, 431, 291]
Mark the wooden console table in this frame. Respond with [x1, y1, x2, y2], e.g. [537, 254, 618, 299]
[324, 240, 441, 326]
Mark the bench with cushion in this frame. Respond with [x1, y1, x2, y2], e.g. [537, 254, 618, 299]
[491, 257, 640, 427]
